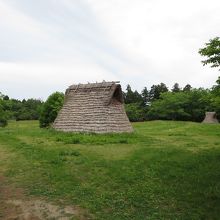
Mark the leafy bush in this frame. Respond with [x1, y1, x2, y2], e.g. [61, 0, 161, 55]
[0, 104, 7, 127]
[0, 117, 7, 127]
[125, 103, 146, 122]
[39, 92, 64, 128]
[147, 92, 190, 121]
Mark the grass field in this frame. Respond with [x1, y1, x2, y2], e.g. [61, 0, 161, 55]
[0, 120, 220, 219]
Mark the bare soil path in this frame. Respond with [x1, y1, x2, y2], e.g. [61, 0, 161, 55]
[0, 174, 89, 220]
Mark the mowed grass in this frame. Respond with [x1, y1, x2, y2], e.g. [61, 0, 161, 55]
[0, 120, 220, 219]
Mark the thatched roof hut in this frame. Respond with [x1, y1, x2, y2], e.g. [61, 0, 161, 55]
[202, 112, 219, 123]
[53, 81, 133, 133]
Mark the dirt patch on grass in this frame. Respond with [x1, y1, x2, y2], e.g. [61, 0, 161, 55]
[4, 199, 81, 220]
[0, 175, 90, 220]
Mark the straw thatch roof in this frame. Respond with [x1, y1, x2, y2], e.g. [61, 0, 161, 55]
[53, 81, 133, 133]
[202, 112, 219, 123]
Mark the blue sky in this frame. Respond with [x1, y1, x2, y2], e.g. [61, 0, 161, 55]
[0, 0, 220, 100]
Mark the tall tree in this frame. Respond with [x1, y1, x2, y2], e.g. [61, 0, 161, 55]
[199, 37, 220, 69]
[141, 87, 149, 106]
[3, 95, 9, 100]
[149, 83, 168, 101]
[172, 83, 181, 93]
[124, 85, 143, 104]
[183, 84, 192, 92]
[124, 85, 133, 104]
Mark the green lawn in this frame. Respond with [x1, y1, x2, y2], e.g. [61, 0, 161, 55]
[0, 120, 220, 219]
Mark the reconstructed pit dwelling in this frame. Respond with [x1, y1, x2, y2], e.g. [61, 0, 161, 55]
[202, 112, 219, 123]
[53, 81, 133, 133]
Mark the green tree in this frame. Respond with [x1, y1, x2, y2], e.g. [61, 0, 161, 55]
[39, 92, 64, 128]
[149, 83, 168, 101]
[147, 89, 211, 122]
[125, 103, 145, 122]
[14, 99, 43, 120]
[199, 37, 220, 69]
[172, 83, 181, 93]
[0, 102, 7, 127]
[3, 95, 9, 100]
[124, 85, 143, 104]
[147, 92, 190, 121]
[0, 96, 43, 121]
[184, 89, 211, 122]
[141, 87, 149, 106]
[124, 85, 132, 104]
[183, 84, 192, 92]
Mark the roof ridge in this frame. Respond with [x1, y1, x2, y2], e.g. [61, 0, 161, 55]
[69, 81, 120, 90]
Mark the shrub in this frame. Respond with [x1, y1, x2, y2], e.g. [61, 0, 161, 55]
[39, 92, 64, 128]
[0, 117, 7, 127]
[125, 103, 145, 122]
[0, 105, 7, 127]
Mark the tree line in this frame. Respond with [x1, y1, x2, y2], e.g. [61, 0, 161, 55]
[0, 77, 219, 127]
[0, 93, 43, 127]
[123, 78, 220, 122]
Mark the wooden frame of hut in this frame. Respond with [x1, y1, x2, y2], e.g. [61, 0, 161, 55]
[53, 81, 133, 133]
